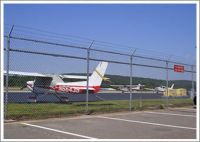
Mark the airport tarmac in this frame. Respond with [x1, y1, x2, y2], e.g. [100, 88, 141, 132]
[6, 92, 190, 103]
[4, 107, 196, 139]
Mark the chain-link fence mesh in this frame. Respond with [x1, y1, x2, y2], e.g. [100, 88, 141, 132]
[4, 25, 196, 120]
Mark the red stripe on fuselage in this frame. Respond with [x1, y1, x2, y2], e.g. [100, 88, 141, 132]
[26, 83, 101, 94]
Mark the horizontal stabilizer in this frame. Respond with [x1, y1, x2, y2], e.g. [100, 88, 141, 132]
[60, 75, 87, 79]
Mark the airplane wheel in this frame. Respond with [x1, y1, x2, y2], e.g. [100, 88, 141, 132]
[28, 96, 37, 103]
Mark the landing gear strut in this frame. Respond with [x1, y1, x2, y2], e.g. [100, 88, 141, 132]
[54, 93, 69, 103]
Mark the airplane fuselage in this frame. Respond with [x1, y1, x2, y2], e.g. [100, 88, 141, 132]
[27, 81, 100, 94]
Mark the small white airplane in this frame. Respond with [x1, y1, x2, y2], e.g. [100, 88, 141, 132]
[110, 84, 145, 92]
[4, 62, 108, 102]
[145, 84, 174, 93]
[155, 84, 174, 92]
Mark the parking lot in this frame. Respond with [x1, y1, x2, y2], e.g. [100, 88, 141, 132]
[4, 107, 196, 139]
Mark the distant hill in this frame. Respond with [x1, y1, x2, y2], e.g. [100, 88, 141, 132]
[103, 75, 195, 90]
[67, 73, 196, 90]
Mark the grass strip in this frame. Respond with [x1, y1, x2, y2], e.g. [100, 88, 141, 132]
[6, 98, 193, 120]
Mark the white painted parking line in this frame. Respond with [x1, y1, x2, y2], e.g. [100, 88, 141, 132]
[144, 111, 196, 117]
[97, 116, 196, 130]
[21, 123, 97, 139]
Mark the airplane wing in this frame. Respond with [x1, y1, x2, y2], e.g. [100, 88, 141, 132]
[144, 88, 155, 91]
[4, 70, 51, 77]
[4, 70, 110, 80]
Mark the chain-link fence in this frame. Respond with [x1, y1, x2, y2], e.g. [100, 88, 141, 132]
[4, 25, 196, 120]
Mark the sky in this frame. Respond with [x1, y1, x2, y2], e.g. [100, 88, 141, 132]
[3, 4, 197, 80]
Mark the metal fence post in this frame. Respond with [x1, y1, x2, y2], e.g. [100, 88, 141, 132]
[129, 56, 133, 111]
[191, 65, 194, 99]
[139, 88, 142, 108]
[166, 61, 169, 108]
[5, 37, 10, 119]
[86, 41, 94, 114]
[5, 25, 14, 119]
[129, 49, 136, 111]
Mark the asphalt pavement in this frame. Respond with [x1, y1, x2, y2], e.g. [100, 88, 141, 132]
[6, 92, 189, 103]
[4, 107, 196, 139]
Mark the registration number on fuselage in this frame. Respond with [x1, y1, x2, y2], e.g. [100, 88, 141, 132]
[55, 85, 80, 93]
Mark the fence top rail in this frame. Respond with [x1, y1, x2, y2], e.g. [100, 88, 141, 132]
[4, 35, 195, 67]
[5, 48, 196, 73]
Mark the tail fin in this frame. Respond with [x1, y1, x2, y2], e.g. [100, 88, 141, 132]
[170, 84, 174, 89]
[89, 62, 108, 86]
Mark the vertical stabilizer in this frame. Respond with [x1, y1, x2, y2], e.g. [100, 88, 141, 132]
[170, 84, 174, 89]
[89, 62, 108, 86]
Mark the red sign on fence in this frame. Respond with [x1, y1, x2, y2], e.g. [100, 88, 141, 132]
[174, 65, 184, 73]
